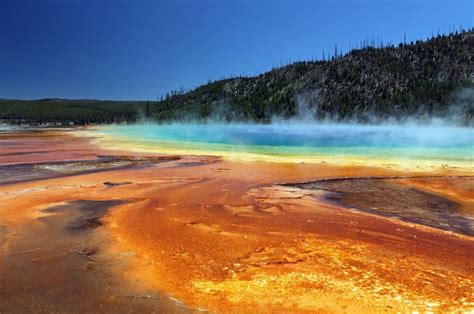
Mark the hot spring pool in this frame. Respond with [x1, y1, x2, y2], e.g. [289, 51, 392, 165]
[87, 123, 474, 168]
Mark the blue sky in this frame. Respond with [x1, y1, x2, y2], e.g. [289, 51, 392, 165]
[1, 0, 472, 100]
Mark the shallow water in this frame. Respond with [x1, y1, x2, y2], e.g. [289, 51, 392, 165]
[92, 123, 474, 167]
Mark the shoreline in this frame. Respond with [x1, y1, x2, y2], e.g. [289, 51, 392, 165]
[0, 129, 473, 312]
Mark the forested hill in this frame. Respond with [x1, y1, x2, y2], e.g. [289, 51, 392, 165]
[153, 29, 474, 125]
[1, 30, 473, 126]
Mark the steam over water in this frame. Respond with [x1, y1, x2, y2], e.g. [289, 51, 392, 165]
[93, 123, 473, 167]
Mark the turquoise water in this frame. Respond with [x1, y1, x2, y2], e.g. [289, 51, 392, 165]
[93, 123, 474, 165]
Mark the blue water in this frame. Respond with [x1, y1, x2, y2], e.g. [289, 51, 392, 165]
[94, 123, 474, 164]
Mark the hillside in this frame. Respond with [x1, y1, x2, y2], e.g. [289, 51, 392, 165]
[1, 30, 473, 126]
[0, 99, 149, 125]
[153, 29, 474, 125]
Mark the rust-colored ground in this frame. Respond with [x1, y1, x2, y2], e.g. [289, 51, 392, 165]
[0, 130, 473, 313]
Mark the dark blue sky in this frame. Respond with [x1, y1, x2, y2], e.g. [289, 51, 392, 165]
[1, 0, 472, 100]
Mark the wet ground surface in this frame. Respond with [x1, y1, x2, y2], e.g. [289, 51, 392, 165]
[0, 155, 179, 185]
[1, 129, 473, 313]
[42, 200, 124, 232]
[290, 176, 474, 236]
[0, 198, 191, 313]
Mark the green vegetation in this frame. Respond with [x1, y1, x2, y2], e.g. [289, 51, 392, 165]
[151, 29, 473, 124]
[0, 99, 149, 125]
[1, 30, 473, 126]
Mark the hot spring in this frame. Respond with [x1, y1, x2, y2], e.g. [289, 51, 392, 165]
[87, 123, 473, 169]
